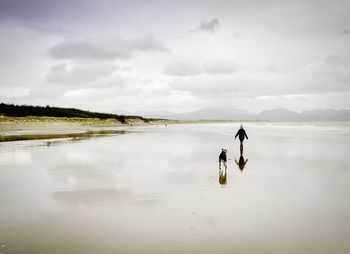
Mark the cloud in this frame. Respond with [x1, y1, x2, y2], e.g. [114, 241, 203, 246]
[163, 62, 202, 76]
[169, 75, 253, 98]
[202, 60, 236, 74]
[0, 86, 30, 98]
[2, 1, 350, 113]
[163, 60, 236, 76]
[192, 18, 219, 33]
[46, 63, 119, 86]
[31, 71, 127, 99]
[49, 36, 169, 60]
[168, 57, 350, 98]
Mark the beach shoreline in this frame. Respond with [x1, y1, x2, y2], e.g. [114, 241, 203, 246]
[0, 116, 253, 141]
[1, 116, 348, 142]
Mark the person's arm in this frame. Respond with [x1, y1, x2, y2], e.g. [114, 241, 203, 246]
[244, 131, 248, 139]
[235, 130, 239, 139]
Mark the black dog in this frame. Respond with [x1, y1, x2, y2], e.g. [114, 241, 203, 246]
[219, 149, 227, 162]
[219, 149, 227, 169]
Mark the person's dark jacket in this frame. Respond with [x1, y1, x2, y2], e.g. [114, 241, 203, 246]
[235, 129, 248, 141]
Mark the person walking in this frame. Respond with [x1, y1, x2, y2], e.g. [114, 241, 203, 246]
[235, 124, 248, 145]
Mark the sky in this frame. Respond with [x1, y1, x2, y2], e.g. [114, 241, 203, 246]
[0, 0, 350, 114]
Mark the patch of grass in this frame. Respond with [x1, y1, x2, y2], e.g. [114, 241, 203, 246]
[0, 116, 122, 124]
[0, 116, 179, 125]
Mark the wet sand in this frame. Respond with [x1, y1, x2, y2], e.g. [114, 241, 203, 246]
[0, 120, 124, 136]
[0, 123, 350, 253]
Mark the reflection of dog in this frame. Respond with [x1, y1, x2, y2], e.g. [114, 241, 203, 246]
[219, 149, 227, 169]
[219, 167, 227, 185]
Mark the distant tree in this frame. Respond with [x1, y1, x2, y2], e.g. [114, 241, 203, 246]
[0, 103, 147, 123]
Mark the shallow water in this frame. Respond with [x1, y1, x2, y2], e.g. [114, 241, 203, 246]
[0, 123, 350, 254]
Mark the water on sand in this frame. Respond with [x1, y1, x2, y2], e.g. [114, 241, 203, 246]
[0, 123, 350, 253]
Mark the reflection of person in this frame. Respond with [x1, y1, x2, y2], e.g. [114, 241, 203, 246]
[235, 155, 248, 172]
[235, 125, 248, 145]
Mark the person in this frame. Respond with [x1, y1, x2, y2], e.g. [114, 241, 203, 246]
[235, 125, 248, 145]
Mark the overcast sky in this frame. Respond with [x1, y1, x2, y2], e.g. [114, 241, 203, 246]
[1, 0, 350, 113]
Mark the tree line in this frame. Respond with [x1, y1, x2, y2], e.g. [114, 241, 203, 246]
[0, 103, 148, 123]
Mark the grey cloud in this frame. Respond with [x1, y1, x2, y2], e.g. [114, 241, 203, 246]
[202, 60, 236, 74]
[168, 57, 350, 98]
[63, 82, 145, 102]
[164, 60, 236, 76]
[49, 36, 169, 60]
[0, 0, 79, 22]
[299, 57, 350, 92]
[232, 32, 240, 38]
[46, 63, 119, 86]
[31, 74, 127, 100]
[2, 0, 350, 113]
[192, 18, 219, 33]
[30, 83, 65, 99]
[130, 36, 168, 51]
[163, 62, 202, 76]
[169, 76, 250, 98]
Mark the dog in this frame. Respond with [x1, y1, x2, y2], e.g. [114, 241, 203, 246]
[219, 148, 227, 162]
[219, 148, 227, 169]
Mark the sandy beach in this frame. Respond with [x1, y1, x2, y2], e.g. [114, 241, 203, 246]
[0, 122, 350, 253]
[0, 117, 131, 135]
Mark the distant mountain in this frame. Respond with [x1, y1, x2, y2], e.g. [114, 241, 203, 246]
[256, 108, 300, 121]
[299, 109, 350, 121]
[137, 107, 350, 121]
[6, 103, 348, 122]
[256, 108, 350, 121]
[136, 107, 254, 120]
[174, 107, 254, 120]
